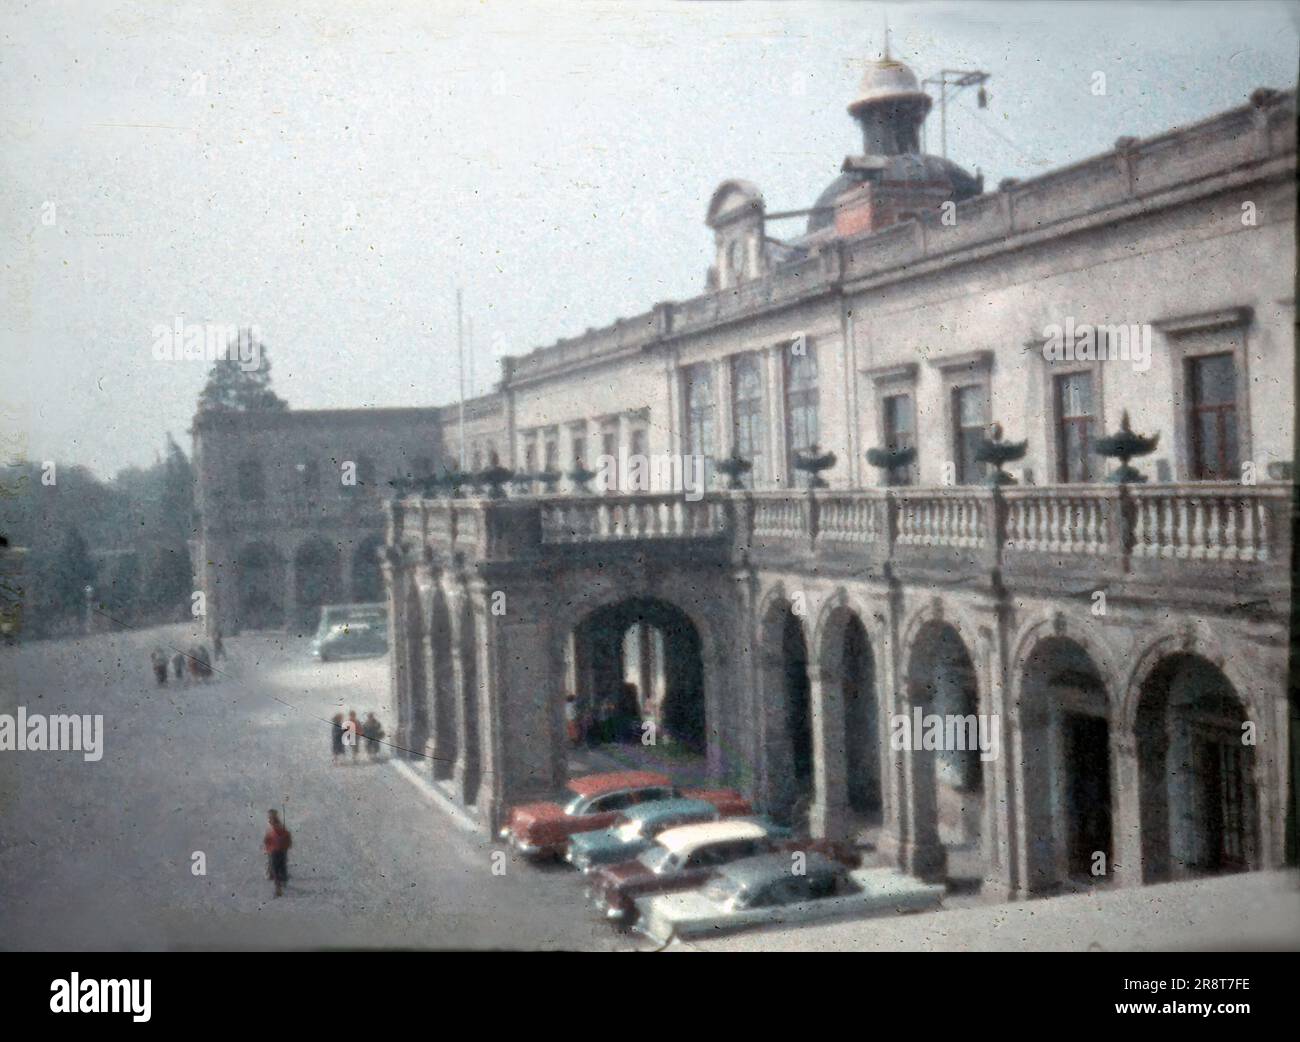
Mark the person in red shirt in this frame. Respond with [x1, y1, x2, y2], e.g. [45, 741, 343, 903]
[262, 809, 293, 898]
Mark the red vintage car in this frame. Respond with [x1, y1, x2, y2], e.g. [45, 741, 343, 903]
[500, 771, 750, 859]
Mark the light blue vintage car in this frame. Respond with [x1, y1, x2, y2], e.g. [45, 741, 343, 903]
[564, 797, 723, 873]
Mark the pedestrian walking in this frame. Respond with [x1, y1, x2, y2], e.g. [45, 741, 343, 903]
[187, 646, 203, 684]
[172, 650, 186, 684]
[331, 713, 346, 765]
[262, 809, 292, 898]
[213, 629, 226, 661]
[346, 710, 362, 761]
[362, 712, 384, 759]
[195, 643, 212, 682]
[150, 648, 168, 686]
[564, 694, 581, 747]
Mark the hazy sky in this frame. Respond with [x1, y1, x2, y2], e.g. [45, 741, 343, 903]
[3, 0, 1297, 478]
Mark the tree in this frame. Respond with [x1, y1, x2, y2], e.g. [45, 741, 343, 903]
[50, 527, 96, 620]
[196, 331, 289, 413]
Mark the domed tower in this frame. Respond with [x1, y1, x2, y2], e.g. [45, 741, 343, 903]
[806, 50, 983, 240]
[848, 56, 932, 156]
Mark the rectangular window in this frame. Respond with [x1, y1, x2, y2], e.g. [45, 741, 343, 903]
[684, 363, 715, 488]
[952, 384, 989, 485]
[730, 353, 765, 488]
[785, 347, 819, 483]
[1188, 353, 1239, 480]
[544, 437, 558, 474]
[571, 434, 586, 471]
[882, 393, 916, 486]
[1054, 372, 1096, 483]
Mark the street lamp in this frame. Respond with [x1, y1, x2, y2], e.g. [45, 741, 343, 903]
[83, 584, 94, 636]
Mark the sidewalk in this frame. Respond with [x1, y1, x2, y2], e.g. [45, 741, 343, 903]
[675, 869, 1300, 952]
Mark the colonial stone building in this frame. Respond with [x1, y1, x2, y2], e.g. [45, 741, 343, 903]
[202, 54, 1298, 901]
[192, 407, 448, 634]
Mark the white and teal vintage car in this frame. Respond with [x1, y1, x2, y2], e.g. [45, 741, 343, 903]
[635, 851, 944, 944]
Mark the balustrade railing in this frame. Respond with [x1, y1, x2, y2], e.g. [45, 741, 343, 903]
[1001, 485, 1114, 556]
[1128, 483, 1283, 563]
[539, 494, 727, 544]
[386, 482, 1291, 588]
[894, 488, 989, 549]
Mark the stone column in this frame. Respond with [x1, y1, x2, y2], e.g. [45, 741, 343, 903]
[808, 671, 851, 841]
[383, 553, 410, 758]
[447, 580, 482, 809]
[1110, 728, 1144, 887]
[894, 691, 948, 882]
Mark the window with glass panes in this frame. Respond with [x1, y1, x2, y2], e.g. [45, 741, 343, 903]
[1188, 353, 1239, 480]
[882, 393, 916, 486]
[731, 353, 765, 487]
[785, 347, 819, 482]
[684, 364, 715, 487]
[952, 384, 989, 485]
[1054, 372, 1096, 483]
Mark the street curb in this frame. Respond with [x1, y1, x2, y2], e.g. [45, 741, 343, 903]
[390, 759, 482, 837]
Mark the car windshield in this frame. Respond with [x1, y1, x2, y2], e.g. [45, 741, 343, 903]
[638, 846, 673, 873]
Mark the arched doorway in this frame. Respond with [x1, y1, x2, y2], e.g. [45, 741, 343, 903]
[235, 542, 284, 631]
[821, 608, 881, 818]
[1136, 654, 1257, 882]
[350, 534, 385, 603]
[571, 597, 706, 756]
[759, 599, 813, 826]
[294, 537, 343, 629]
[905, 620, 983, 881]
[1019, 636, 1111, 893]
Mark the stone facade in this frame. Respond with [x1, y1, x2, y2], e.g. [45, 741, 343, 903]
[192, 407, 447, 635]
[195, 57, 1297, 900]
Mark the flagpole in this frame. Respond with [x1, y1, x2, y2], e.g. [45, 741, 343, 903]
[457, 288, 466, 471]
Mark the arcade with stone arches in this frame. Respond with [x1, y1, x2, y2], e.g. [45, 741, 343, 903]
[217, 526, 390, 634]
[385, 541, 1290, 899]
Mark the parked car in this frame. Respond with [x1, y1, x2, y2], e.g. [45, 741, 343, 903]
[499, 771, 749, 860]
[310, 603, 388, 661]
[564, 797, 731, 874]
[634, 852, 945, 945]
[587, 818, 779, 924]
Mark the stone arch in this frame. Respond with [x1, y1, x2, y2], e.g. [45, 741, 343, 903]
[901, 606, 985, 884]
[234, 540, 284, 631]
[293, 536, 343, 629]
[571, 596, 708, 756]
[1013, 629, 1113, 894]
[814, 590, 885, 818]
[350, 533, 386, 603]
[1121, 624, 1259, 736]
[1131, 648, 1260, 883]
[758, 589, 814, 826]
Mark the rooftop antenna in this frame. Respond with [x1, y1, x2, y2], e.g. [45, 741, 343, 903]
[921, 67, 991, 159]
[456, 287, 466, 470]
